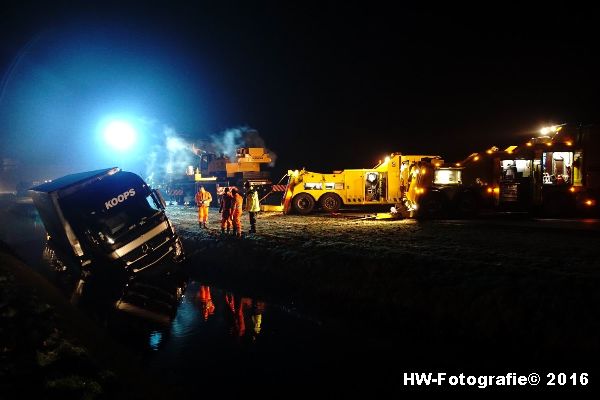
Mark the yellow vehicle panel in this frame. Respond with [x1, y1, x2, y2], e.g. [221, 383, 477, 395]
[284, 153, 442, 214]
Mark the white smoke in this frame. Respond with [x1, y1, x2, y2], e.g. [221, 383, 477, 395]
[164, 126, 193, 175]
[243, 129, 277, 167]
[144, 123, 195, 186]
[144, 124, 277, 186]
[209, 127, 243, 159]
[209, 127, 277, 166]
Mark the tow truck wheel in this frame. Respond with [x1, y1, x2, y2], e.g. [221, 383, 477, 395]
[292, 193, 315, 214]
[319, 193, 342, 213]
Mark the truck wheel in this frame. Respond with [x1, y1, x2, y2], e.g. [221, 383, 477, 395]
[319, 193, 342, 213]
[292, 193, 315, 214]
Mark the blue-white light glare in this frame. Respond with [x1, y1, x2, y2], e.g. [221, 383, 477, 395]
[103, 120, 137, 151]
[149, 330, 163, 351]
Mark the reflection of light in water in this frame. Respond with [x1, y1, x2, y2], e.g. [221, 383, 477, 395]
[252, 314, 262, 335]
[170, 294, 198, 338]
[149, 331, 163, 351]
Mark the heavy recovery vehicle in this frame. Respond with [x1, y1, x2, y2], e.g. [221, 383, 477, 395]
[422, 123, 599, 217]
[280, 123, 599, 218]
[281, 153, 445, 216]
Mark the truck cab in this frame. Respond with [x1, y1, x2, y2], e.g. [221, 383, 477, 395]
[30, 168, 184, 280]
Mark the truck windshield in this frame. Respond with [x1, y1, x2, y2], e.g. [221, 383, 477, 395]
[92, 194, 162, 241]
[434, 169, 461, 185]
[59, 172, 164, 247]
[541, 152, 573, 185]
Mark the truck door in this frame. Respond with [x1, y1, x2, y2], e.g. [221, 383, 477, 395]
[365, 171, 382, 202]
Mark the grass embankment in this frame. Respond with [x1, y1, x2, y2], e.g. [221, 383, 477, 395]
[0, 242, 165, 400]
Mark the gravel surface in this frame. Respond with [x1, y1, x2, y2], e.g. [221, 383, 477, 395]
[168, 206, 600, 272]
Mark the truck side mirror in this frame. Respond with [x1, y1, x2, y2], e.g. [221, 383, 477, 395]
[153, 189, 167, 209]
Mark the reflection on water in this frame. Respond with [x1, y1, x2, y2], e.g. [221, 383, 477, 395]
[161, 282, 270, 350]
[197, 285, 215, 321]
[224, 291, 265, 339]
[149, 331, 163, 351]
[140, 280, 335, 393]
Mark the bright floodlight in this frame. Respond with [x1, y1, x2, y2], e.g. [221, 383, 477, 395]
[540, 125, 559, 136]
[104, 120, 137, 151]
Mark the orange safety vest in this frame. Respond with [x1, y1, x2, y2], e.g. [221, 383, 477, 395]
[195, 190, 212, 206]
[231, 193, 243, 212]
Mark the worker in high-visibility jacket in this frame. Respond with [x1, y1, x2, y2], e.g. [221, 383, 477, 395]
[244, 181, 260, 234]
[230, 187, 243, 237]
[219, 187, 233, 234]
[195, 186, 212, 228]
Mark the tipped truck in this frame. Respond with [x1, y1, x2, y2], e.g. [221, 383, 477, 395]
[30, 167, 185, 280]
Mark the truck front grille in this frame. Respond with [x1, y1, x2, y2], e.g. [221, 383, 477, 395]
[122, 233, 173, 272]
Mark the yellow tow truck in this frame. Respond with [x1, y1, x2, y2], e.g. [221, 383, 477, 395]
[281, 153, 443, 216]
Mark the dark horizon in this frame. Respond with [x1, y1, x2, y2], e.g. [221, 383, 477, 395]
[1, 2, 599, 182]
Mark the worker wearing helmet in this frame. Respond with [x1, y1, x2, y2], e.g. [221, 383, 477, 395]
[230, 187, 243, 237]
[244, 181, 260, 234]
[195, 186, 212, 228]
[219, 187, 233, 234]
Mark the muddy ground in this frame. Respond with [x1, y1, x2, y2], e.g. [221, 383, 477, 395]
[170, 206, 600, 370]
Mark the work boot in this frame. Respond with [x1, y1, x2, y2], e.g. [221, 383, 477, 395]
[203, 222, 207, 229]
[221, 227, 225, 234]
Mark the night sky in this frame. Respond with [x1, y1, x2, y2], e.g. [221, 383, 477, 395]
[1, 2, 599, 180]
